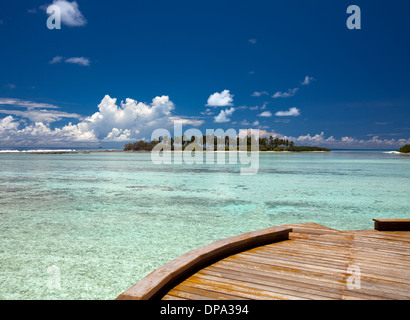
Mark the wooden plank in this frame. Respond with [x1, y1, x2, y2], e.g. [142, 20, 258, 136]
[374, 219, 410, 231]
[166, 285, 246, 300]
[353, 230, 410, 242]
[289, 236, 410, 255]
[172, 281, 270, 300]
[248, 247, 351, 269]
[216, 258, 347, 286]
[264, 242, 354, 261]
[195, 261, 408, 300]
[205, 261, 410, 300]
[273, 244, 410, 267]
[207, 261, 347, 289]
[352, 281, 410, 299]
[196, 267, 343, 300]
[180, 277, 310, 300]
[284, 223, 341, 235]
[232, 252, 350, 278]
[162, 294, 188, 300]
[270, 237, 410, 267]
[260, 246, 410, 285]
[266, 249, 409, 285]
[229, 250, 410, 286]
[215, 253, 410, 299]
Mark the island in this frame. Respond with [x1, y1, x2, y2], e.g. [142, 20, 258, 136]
[124, 136, 331, 152]
[397, 145, 410, 154]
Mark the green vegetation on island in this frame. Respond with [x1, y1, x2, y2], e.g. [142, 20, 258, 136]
[397, 145, 410, 153]
[124, 136, 331, 152]
[286, 146, 331, 152]
[123, 140, 160, 151]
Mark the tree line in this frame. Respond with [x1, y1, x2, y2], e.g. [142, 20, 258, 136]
[397, 145, 410, 153]
[124, 135, 330, 152]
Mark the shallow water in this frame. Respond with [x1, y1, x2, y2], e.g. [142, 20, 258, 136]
[0, 150, 409, 299]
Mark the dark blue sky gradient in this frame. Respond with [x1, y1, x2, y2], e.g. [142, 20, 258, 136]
[0, 0, 409, 148]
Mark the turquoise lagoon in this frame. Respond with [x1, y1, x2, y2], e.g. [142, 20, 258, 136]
[0, 150, 409, 299]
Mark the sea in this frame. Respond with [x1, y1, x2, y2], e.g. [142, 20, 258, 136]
[0, 149, 409, 299]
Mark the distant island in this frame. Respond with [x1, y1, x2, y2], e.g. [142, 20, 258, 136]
[397, 145, 410, 154]
[124, 136, 331, 152]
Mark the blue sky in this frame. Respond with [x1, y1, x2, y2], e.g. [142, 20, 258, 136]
[0, 0, 409, 149]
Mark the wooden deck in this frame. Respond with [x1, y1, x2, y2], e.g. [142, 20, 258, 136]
[117, 219, 410, 300]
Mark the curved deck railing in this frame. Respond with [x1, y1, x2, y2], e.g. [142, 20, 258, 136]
[116, 226, 292, 300]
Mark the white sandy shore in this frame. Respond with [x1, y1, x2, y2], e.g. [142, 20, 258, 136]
[384, 151, 410, 155]
[0, 149, 78, 154]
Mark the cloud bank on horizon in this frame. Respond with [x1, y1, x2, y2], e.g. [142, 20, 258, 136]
[0, 95, 204, 146]
[0, 94, 409, 149]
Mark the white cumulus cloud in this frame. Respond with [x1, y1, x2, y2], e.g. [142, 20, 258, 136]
[50, 56, 90, 66]
[0, 98, 59, 109]
[272, 88, 299, 98]
[46, 0, 87, 27]
[81, 95, 177, 141]
[49, 56, 64, 64]
[65, 57, 90, 66]
[275, 107, 301, 117]
[251, 91, 269, 97]
[258, 111, 272, 117]
[206, 90, 234, 107]
[280, 132, 410, 149]
[0, 116, 97, 146]
[0, 95, 203, 146]
[0, 108, 81, 124]
[0, 98, 81, 123]
[214, 107, 235, 123]
[0, 116, 19, 134]
[302, 76, 315, 86]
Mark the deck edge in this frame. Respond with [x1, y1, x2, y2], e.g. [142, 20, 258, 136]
[116, 226, 292, 300]
[374, 219, 410, 231]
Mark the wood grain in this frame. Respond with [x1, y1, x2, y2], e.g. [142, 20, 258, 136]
[116, 220, 410, 300]
[163, 222, 410, 300]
